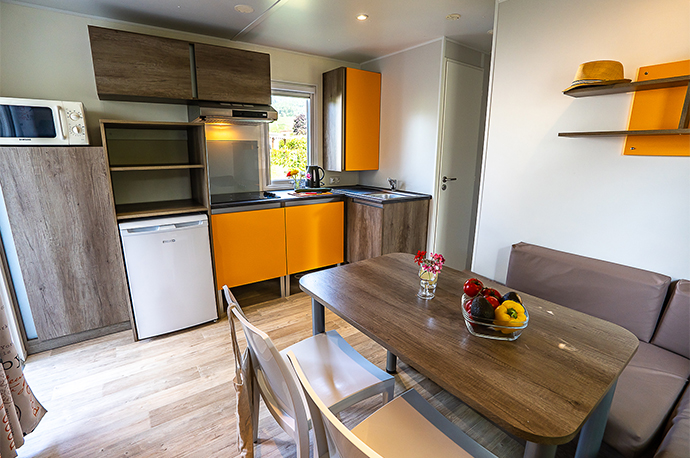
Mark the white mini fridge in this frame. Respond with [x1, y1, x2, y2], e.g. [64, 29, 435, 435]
[119, 214, 218, 339]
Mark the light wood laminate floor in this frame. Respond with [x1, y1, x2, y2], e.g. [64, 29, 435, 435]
[18, 286, 613, 458]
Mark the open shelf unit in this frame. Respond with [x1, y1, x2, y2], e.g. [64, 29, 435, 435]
[559, 74, 690, 138]
[101, 120, 209, 220]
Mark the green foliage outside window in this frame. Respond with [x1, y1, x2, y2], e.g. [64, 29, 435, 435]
[270, 136, 308, 177]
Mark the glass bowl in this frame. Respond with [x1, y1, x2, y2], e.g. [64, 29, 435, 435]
[461, 295, 529, 341]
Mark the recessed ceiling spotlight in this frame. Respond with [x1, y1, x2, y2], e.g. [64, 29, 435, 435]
[235, 4, 254, 13]
[357, 14, 369, 21]
[446, 13, 461, 20]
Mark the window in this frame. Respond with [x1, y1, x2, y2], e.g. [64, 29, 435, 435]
[266, 82, 316, 188]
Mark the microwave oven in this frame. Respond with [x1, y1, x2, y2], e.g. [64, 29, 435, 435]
[0, 97, 89, 146]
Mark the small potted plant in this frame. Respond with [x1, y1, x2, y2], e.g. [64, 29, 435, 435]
[414, 251, 445, 299]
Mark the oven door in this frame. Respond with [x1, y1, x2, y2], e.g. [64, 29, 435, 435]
[0, 98, 69, 146]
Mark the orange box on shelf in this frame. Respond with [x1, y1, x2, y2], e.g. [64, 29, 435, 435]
[624, 60, 690, 156]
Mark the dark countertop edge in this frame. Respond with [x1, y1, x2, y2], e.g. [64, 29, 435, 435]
[330, 186, 432, 204]
[209, 186, 431, 211]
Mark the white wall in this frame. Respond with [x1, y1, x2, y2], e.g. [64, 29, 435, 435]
[0, 2, 360, 183]
[360, 39, 444, 195]
[473, 0, 690, 282]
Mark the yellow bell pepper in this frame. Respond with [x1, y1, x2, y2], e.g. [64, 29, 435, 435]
[494, 300, 526, 333]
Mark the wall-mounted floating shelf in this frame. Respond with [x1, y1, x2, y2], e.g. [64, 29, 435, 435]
[563, 75, 690, 98]
[559, 129, 690, 137]
[559, 71, 690, 140]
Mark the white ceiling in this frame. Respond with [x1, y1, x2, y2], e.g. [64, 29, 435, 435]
[6, 0, 495, 62]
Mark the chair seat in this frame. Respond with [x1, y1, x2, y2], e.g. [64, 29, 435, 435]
[351, 389, 496, 458]
[280, 330, 395, 413]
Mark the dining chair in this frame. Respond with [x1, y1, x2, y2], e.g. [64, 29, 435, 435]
[287, 350, 497, 458]
[223, 286, 395, 458]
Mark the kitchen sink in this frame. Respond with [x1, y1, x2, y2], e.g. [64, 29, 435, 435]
[364, 192, 407, 199]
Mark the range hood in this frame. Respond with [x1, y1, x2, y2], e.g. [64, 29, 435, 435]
[188, 102, 277, 123]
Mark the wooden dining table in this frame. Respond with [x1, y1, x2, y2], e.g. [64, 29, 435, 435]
[299, 253, 639, 458]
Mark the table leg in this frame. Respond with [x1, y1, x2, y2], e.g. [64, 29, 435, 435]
[386, 351, 397, 373]
[574, 381, 617, 458]
[524, 442, 557, 458]
[312, 298, 325, 335]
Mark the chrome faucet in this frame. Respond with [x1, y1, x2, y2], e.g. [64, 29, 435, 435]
[387, 178, 398, 191]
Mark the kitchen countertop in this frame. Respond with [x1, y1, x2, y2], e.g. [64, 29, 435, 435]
[210, 186, 431, 213]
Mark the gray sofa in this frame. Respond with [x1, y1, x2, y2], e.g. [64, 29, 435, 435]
[505, 242, 689, 458]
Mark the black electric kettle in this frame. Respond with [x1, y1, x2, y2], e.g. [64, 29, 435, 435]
[306, 165, 325, 188]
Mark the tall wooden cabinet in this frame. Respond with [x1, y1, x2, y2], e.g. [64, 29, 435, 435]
[0, 147, 130, 346]
[323, 67, 381, 171]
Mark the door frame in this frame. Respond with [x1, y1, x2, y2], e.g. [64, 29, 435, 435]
[431, 57, 488, 265]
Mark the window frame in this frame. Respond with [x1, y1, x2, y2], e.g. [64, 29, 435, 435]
[264, 81, 317, 190]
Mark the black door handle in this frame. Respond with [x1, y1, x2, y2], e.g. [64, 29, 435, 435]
[442, 176, 457, 183]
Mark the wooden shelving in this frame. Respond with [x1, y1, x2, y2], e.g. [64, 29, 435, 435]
[109, 164, 205, 172]
[115, 200, 209, 220]
[563, 75, 690, 98]
[560, 73, 690, 138]
[101, 121, 209, 220]
[559, 129, 690, 137]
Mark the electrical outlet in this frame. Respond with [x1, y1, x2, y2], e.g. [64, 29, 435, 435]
[329, 176, 340, 185]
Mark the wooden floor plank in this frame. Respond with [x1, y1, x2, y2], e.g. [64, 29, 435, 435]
[18, 288, 612, 458]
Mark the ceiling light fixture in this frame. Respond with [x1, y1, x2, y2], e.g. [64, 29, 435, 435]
[446, 13, 461, 20]
[357, 14, 369, 21]
[235, 4, 254, 14]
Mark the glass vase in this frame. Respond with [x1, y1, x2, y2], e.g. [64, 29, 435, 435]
[417, 267, 438, 299]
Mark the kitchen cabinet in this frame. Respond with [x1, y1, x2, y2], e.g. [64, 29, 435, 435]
[211, 207, 287, 288]
[0, 147, 131, 346]
[88, 26, 272, 105]
[101, 121, 209, 220]
[347, 198, 429, 263]
[323, 67, 381, 171]
[285, 201, 344, 275]
[88, 26, 193, 103]
[194, 43, 271, 105]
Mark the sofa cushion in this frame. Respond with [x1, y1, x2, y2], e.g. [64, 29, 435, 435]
[604, 341, 690, 457]
[654, 385, 689, 458]
[506, 242, 671, 342]
[652, 280, 690, 359]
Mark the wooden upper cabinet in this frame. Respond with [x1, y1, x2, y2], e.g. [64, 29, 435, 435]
[88, 26, 193, 102]
[323, 67, 381, 171]
[194, 43, 272, 105]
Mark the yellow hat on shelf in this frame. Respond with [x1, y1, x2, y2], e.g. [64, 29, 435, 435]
[563, 60, 631, 93]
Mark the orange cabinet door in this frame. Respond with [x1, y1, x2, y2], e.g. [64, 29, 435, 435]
[211, 208, 286, 288]
[344, 68, 381, 171]
[285, 202, 344, 275]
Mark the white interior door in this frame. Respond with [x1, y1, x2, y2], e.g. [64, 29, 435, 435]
[434, 60, 485, 270]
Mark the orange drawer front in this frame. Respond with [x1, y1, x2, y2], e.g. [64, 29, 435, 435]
[211, 208, 287, 288]
[285, 201, 344, 275]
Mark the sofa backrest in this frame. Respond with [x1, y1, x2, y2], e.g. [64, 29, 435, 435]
[506, 242, 671, 342]
[651, 280, 690, 358]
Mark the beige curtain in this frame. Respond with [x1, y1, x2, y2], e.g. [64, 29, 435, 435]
[0, 302, 45, 458]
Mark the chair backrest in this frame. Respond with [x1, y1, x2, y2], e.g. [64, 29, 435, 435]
[286, 351, 382, 458]
[222, 285, 247, 319]
[231, 308, 309, 439]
